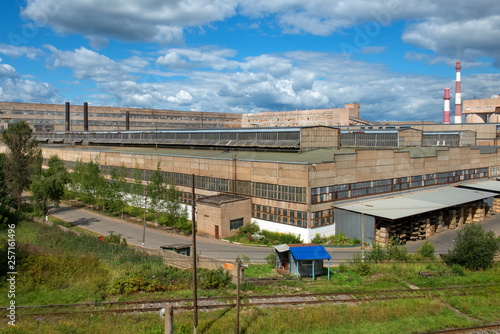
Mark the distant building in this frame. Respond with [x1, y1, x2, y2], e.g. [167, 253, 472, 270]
[463, 95, 500, 123]
[242, 103, 369, 127]
[0, 101, 242, 132]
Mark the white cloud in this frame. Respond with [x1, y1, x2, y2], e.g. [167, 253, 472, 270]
[167, 90, 193, 104]
[0, 44, 44, 59]
[156, 47, 239, 71]
[0, 58, 58, 102]
[22, 0, 237, 46]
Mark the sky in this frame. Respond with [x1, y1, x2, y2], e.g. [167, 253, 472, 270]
[1, 0, 500, 123]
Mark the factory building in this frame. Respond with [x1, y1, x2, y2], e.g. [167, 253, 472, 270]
[0, 101, 242, 132]
[4, 125, 499, 244]
[463, 95, 500, 124]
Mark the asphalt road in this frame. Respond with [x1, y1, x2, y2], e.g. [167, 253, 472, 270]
[50, 204, 500, 265]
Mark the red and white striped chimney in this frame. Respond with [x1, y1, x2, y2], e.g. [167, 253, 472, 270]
[443, 88, 450, 124]
[454, 61, 462, 124]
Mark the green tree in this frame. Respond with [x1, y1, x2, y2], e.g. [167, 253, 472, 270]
[79, 159, 107, 211]
[0, 154, 13, 206]
[69, 158, 86, 202]
[1, 121, 41, 209]
[148, 162, 166, 227]
[160, 179, 182, 228]
[130, 162, 144, 216]
[108, 164, 127, 218]
[31, 155, 70, 218]
[444, 223, 499, 270]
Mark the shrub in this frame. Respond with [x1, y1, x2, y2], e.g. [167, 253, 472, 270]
[386, 243, 410, 261]
[364, 245, 386, 263]
[238, 221, 260, 236]
[260, 230, 302, 244]
[265, 251, 276, 266]
[199, 267, 231, 290]
[444, 223, 499, 270]
[349, 254, 371, 276]
[417, 240, 435, 260]
[311, 233, 323, 244]
[451, 264, 466, 276]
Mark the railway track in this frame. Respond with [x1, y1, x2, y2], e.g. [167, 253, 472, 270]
[0, 284, 495, 317]
[422, 323, 500, 333]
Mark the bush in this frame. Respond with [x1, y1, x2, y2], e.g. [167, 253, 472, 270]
[311, 233, 322, 244]
[451, 264, 466, 276]
[364, 245, 386, 263]
[444, 223, 499, 270]
[417, 240, 435, 260]
[265, 251, 276, 266]
[386, 243, 409, 261]
[349, 254, 371, 276]
[199, 267, 231, 289]
[238, 221, 260, 236]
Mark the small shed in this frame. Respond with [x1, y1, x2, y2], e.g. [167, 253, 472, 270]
[274, 244, 331, 281]
[160, 244, 191, 257]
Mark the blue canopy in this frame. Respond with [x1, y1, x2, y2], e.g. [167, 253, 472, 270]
[289, 245, 331, 261]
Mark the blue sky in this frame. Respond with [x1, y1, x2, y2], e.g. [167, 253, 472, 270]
[1, 0, 500, 122]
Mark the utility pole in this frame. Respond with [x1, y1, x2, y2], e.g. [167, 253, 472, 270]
[236, 261, 241, 334]
[142, 184, 147, 247]
[191, 174, 198, 333]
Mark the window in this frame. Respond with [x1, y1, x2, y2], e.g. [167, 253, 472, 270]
[230, 218, 244, 230]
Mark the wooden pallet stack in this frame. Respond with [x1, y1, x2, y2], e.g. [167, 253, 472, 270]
[472, 203, 485, 223]
[464, 206, 473, 224]
[457, 207, 464, 227]
[493, 197, 500, 213]
[434, 211, 445, 233]
[375, 226, 389, 247]
[448, 209, 457, 230]
[485, 203, 492, 218]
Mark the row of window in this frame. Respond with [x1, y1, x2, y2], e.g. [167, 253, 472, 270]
[63, 161, 306, 203]
[251, 204, 334, 228]
[252, 204, 307, 227]
[311, 168, 490, 204]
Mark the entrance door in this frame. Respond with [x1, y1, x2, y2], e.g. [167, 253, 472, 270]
[215, 225, 220, 239]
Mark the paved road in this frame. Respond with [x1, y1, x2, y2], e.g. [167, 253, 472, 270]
[50, 204, 500, 264]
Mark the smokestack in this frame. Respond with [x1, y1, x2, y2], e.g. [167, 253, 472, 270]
[454, 61, 462, 124]
[443, 88, 450, 124]
[83, 102, 89, 131]
[65, 102, 70, 131]
[126, 110, 130, 130]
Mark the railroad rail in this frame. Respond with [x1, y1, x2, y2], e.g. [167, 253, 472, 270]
[0, 284, 495, 317]
[422, 323, 500, 333]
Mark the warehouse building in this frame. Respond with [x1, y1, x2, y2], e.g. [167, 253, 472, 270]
[2, 125, 496, 244]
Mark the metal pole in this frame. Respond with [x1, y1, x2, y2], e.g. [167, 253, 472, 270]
[236, 261, 240, 334]
[361, 213, 365, 261]
[142, 184, 147, 247]
[164, 305, 173, 334]
[192, 174, 198, 334]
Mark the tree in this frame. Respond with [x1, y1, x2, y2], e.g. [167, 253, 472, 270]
[79, 159, 107, 211]
[130, 162, 144, 216]
[108, 164, 127, 217]
[69, 158, 85, 202]
[0, 154, 13, 206]
[30, 155, 70, 218]
[444, 223, 499, 270]
[159, 179, 184, 229]
[148, 162, 166, 227]
[1, 121, 41, 209]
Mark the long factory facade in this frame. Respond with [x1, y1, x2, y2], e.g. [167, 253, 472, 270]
[3, 125, 497, 244]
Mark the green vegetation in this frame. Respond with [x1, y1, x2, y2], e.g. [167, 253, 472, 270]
[1, 121, 41, 209]
[1, 217, 499, 333]
[311, 231, 361, 246]
[443, 223, 499, 270]
[224, 221, 302, 245]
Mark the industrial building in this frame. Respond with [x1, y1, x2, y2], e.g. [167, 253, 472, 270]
[2, 124, 498, 245]
[463, 95, 500, 123]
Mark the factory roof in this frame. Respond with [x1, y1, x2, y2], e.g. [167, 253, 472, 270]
[334, 186, 496, 220]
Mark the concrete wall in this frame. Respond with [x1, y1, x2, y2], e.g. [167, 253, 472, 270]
[399, 129, 422, 147]
[301, 127, 339, 152]
[242, 104, 357, 127]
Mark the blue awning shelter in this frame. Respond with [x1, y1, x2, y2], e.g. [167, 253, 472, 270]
[280, 245, 332, 281]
